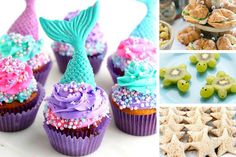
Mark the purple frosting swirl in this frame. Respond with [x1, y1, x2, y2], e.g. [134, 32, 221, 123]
[46, 82, 109, 121]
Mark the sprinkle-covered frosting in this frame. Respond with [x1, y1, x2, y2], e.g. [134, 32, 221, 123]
[111, 85, 156, 110]
[112, 61, 157, 110]
[112, 37, 157, 71]
[0, 33, 43, 62]
[51, 10, 107, 57]
[27, 53, 50, 70]
[0, 57, 38, 104]
[117, 61, 156, 93]
[45, 82, 109, 130]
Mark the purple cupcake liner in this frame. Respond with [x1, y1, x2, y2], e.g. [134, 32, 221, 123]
[107, 56, 121, 84]
[0, 84, 45, 132]
[54, 51, 105, 75]
[44, 117, 110, 156]
[33, 61, 52, 86]
[54, 52, 71, 74]
[111, 104, 156, 136]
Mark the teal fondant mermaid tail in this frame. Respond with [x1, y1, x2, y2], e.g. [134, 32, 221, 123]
[130, 0, 157, 44]
[39, 2, 99, 87]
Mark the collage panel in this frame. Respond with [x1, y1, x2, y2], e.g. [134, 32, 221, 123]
[0, 0, 158, 157]
[160, 0, 236, 51]
[159, 53, 236, 104]
[159, 106, 236, 157]
[159, 1, 236, 157]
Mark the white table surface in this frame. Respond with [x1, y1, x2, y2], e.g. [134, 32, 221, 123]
[0, 0, 158, 156]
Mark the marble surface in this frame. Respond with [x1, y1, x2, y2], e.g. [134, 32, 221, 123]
[0, 0, 157, 156]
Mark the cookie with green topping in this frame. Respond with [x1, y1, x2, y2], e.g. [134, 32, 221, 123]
[200, 71, 236, 99]
[160, 64, 191, 93]
[189, 53, 220, 73]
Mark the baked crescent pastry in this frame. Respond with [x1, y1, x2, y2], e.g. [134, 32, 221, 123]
[220, 30, 236, 37]
[224, 0, 236, 13]
[187, 38, 217, 50]
[208, 8, 236, 28]
[217, 34, 236, 50]
[182, 3, 209, 25]
[177, 26, 201, 45]
[189, 0, 223, 8]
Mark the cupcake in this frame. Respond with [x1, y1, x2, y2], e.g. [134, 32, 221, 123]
[0, 57, 45, 132]
[0, 0, 52, 85]
[0, 33, 52, 85]
[52, 10, 107, 74]
[110, 61, 157, 136]
[108, 0, 157, 83]
[40, 2, 111, 156]
[107, 37, 157, 83]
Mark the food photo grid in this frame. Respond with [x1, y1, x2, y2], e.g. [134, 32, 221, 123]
[0, 0, 157, 157]
[159, 0, 236, 157]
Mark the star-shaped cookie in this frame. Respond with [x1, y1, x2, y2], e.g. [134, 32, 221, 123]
[160, 134, 189, 157]
[160, 108, 185, 125]
[184, 108, 212, 124]
[217, 128, 236, 156]
[210, 107, 236, 120]
[211, 118, 236, 137]
[189, 128, 221, 157]
[185, 117, 212, 131]
[160, 127, 185, 144]
[160, 116, 185, 133]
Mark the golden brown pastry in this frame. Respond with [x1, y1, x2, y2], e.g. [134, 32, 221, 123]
[208, 8, 236, 28]
[190, 0, 236, 12]
[220, 30, 236, 37]
[182, 3, 209, 25]
[187, 38, 217, 50]
[177, 26, 201, 45]
[189, 0, 213, 8]
[204, 0, 225, 8]
[224, 1, 236, 13]
[217, 34, 236, 50]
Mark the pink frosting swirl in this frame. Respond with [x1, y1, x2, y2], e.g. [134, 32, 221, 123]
[116, 37, 157, 61]
[0, 57, 33, 95]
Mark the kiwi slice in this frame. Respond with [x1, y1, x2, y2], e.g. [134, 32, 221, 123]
[160, 64, 191, 93]
[189, 53, 220, 73]
[200, 71, 236, 99]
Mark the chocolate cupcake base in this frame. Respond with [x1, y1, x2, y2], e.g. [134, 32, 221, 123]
[44, 117, 110, 156]
[0, 84, 45, 132]
[54, 51, 105, 74]
[107, 56, 124, 84]
[111, 103, 156, 136]
[33, 61, 52, 86]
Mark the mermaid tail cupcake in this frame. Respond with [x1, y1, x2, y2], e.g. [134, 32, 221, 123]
[8, 0, 38, 40]
[107, 0, 157, 83]
[130, 0, 157, 45]
[0, 0, 52, 86]
[40, 2, 110, 156]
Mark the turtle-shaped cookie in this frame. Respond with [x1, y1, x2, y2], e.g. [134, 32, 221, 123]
[189, 53, 220, 73]
[160, 64, 191, 92]
[200, 71, 236, 99]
